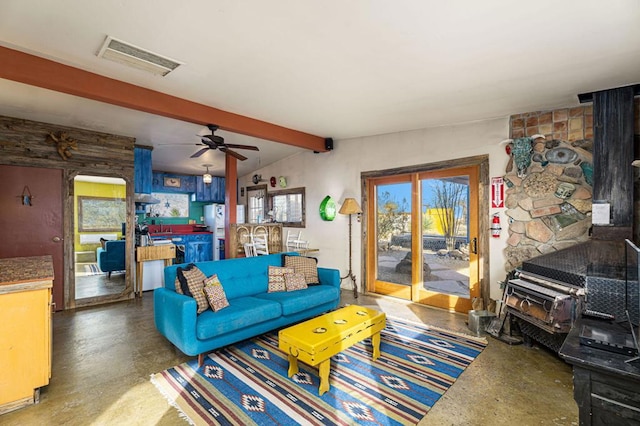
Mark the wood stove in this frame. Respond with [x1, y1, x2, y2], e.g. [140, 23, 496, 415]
[503, 85, 639, 352]
[505, 240, 639, 351]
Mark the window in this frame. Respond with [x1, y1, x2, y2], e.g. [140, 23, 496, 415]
[268, 187, 305, 228]
[246, 184, 267, 223]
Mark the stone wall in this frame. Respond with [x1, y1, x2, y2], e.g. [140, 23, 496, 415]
[504, 99, 640, 272]
[504, 106, 595, 271]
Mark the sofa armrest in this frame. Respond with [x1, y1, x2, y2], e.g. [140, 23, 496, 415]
[153, 288, 200, 355]
[96, 247, 105, 262]
[318, 267, 340, 289]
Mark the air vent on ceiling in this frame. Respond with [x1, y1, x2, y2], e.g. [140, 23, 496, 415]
[97, 36, 183, 76]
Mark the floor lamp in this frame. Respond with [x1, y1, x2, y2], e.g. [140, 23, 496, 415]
[339, 198, 362, 298]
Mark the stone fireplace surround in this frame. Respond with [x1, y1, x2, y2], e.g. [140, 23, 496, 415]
[504, 98, 640, 273]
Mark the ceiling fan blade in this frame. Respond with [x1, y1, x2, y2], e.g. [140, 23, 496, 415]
[219, 147, 247, 161]
[190, 147, 210, 158]
[223, 143, 260, 151]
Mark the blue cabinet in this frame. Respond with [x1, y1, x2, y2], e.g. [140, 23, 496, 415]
[183, 234, 213, 263]
[151, 172, 196, 193]
[155, 233, 213, 263]
[134, 146, 153, 194]
[193, 176, 225, 203]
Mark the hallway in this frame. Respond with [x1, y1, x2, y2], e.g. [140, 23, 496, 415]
[1, 291, 578, 425]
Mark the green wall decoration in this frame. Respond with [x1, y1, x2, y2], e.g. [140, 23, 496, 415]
[319, 195, 337, 221]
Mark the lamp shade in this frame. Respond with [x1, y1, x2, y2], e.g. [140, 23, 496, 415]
[203, 173, 212, 184]
[339, 198, 362, 215]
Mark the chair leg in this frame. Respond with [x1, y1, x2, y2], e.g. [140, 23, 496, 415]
[107, 271, 111, 279]
[198, 353, 206, 367]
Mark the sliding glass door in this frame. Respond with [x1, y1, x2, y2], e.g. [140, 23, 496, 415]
[367, 166, 479, 312]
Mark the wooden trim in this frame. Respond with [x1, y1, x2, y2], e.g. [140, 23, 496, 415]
[361, 155, 490, 312]
[0, 46, 327, 152]
[224, 156, 238, 259]
[410, 174, 421, 301]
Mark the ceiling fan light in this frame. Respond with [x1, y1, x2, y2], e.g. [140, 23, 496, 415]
[203, 173, 212, 184]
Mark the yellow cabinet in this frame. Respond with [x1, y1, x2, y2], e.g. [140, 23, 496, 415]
[0, 256, 53, 415]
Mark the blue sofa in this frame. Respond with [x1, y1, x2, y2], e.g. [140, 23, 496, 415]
[96, 239, 125, 278]
[154, 252, 341, 363]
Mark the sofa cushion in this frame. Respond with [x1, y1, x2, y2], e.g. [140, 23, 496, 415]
[268, 266, 295, 292]
[283, 255, 319, 285]
[284, 272, 307, 291]
[253, 285, 340, 316]
[175, 264, 208, 314]
[196, 297, 282, 340]
[203, 274, 229, 312]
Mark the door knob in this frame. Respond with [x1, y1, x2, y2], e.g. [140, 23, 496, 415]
[52, 236, 63, 243]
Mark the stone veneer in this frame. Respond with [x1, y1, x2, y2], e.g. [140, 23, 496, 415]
[504, 98, 640, 272]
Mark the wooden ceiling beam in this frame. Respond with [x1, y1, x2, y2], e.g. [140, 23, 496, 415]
[0, 46, 327, 152]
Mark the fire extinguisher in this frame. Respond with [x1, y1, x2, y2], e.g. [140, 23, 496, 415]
[491, 213, 502, 238]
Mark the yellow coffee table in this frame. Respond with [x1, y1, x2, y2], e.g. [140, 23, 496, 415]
[278, 305, 386, 395]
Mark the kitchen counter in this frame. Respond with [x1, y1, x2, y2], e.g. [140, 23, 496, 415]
[147, 224, 212, 237]
[0, 256, 54, 293]
[150, 231, 213, 236]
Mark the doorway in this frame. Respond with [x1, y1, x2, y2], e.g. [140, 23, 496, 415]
[72, 175, 128, 305]
[365, 160, 485, 313]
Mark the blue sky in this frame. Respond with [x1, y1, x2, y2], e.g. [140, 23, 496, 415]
[377, 181, 468, 213]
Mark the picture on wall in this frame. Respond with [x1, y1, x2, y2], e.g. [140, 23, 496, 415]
[150, 193, 189, 217]
[78, 196, 126, 232]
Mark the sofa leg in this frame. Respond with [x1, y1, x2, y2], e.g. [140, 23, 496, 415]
[198, 353, 205, 367]
[107, 271, 111, 279]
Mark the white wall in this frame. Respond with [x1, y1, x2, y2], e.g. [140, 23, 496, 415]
[241, 117, 511, 300]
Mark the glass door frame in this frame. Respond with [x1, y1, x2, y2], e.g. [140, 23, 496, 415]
[365, 174, 415, 300]
[416, 165, 479, 311]
[362, 155, 490, 312]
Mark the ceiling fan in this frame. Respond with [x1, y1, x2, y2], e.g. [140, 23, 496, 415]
[191, 124, 259, 161]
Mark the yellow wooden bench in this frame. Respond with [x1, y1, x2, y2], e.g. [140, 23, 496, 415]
[278, 304, 386, 395]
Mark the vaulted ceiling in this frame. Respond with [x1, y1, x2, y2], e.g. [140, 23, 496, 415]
[0, 1, 639, 177]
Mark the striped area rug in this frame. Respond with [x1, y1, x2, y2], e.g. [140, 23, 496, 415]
[83, 263, 103, 275]
[151, 317, 486, 425]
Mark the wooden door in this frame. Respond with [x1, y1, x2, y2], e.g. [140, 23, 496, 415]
[0, 165, 64, 310]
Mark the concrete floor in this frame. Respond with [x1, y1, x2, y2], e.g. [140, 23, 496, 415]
[1, 291, 579, 425]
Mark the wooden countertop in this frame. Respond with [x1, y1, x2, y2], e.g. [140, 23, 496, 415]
[0, 256, 54, 291]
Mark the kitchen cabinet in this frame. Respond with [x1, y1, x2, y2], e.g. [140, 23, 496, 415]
[151, 172, 196, 193]
[134, 146, 153, 194]
[157, 233, 213, 263]
[0, 256, 53, 415]
[193, 176, 225, 203]
[184, 233, 213, 263]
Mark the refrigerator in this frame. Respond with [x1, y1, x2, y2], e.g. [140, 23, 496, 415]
[204, 204, 225, 260]
[204, 204, 247, 260]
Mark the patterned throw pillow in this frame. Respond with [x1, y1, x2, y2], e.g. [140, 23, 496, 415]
[284, 272, 307, 291]
[175, 264, 209, 314]
[174, 276, 184, 295]
[268, 265, 295, 292]
[203, 274, 229, 312]
[284, 255, 319, 285]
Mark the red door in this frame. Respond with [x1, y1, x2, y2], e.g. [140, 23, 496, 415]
[0, 165, 64, 311]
